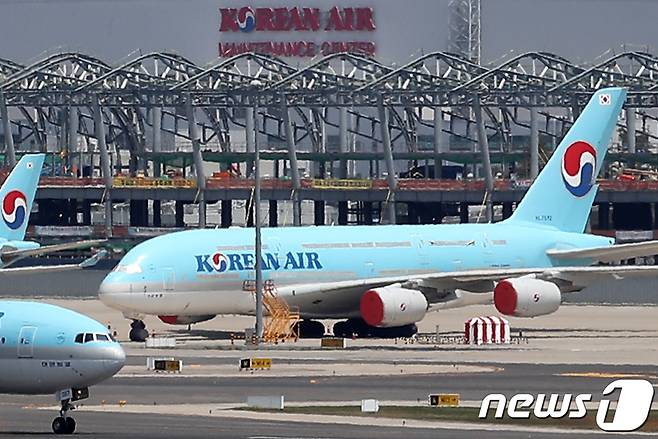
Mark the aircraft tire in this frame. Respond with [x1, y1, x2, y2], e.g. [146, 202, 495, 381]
[129, 327, 148, 342]
[65, 417, 76, 434]
[52, 417, 69, 434]
[297, 320, 326, 338]
[373, 324, 418, 338]
[130, 320, 146, 330]
[332, 321, 348, 338]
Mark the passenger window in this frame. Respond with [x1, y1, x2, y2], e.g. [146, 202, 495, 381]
[84, 333, 94, 343]
[96, 334, 109, 342]
[75, 334, 84, 344]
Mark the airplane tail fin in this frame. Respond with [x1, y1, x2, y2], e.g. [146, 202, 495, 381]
[0, 154, 45, 241]
[506, 87, 626, 233]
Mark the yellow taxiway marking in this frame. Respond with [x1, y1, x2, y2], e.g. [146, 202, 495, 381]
[557, 372, 658, 379]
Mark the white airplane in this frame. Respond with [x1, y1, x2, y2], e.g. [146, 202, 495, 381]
[0, 300, 125, 434]
[99, 88, 658, 340]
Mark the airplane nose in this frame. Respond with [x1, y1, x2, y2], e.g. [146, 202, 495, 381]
[103, 345, 126, 377]
[98, 275, 130, 309]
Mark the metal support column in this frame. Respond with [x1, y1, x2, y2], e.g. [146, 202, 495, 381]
[186, 97, 206, 228]
[598, 202, 610, 230]
[433, 106, 443, 178]
[152, 109, 162, 227]
[459, 202, 469, 224]
[473, 95, 494, 223]
[152, 107, 162, 173]
[530, 105, 539, 179]
[93, 96, 113, 237]
[221, 200, 233, 228]
[626, 108, 636, 154]
[502, 202, 513, 220]
[69, 108, 79, 175]
[281, 95, 301, 226]
[313, 200, 324, 225]
[339, 106, 349, 178]
[269, 200, 278, 227]
[175, 201, 184, 227]
[245, 106, 255, 177]
[377, 97, 397, 224]
[0, 92, 16, 167]
[253, 101, 263, 341]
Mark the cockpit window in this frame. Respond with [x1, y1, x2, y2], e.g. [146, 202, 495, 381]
[96, 334, 109, 342]
[84, 333, 94, 343]
[75, 333, 84, 344]
[113, 262, 142, 274]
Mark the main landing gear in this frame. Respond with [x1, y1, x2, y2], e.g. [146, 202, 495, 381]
[52, 388, 88, 434]
[129, 319, 149, 342]
[295, 320, 326, 338]
[333, 318, 417, 338]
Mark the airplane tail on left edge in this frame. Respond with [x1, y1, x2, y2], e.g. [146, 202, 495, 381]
[0, 154, 45, 241]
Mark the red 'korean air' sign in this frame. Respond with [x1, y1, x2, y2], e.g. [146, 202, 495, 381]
[218, 6, 377, 58]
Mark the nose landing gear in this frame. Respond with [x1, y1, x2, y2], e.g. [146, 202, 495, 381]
[129, 319, 149, 342]
[53, 387, 88, 434]
[52, 398, 76, 434]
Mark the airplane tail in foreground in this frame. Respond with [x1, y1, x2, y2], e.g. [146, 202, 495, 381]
[0, 154, 45, 241]
[506, 88, 626, 233]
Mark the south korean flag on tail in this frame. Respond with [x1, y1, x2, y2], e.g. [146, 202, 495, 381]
[599, 93, 612, 106]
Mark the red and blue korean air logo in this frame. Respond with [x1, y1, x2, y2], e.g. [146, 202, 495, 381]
[196, 251, 322, 273]
[210, 253, 229, 272]
[2, 190, 27, 230]
[237, 7, 256, 32]
[561, 141, 597, 197]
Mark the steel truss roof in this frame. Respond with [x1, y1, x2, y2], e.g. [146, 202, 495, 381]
[2, 50, 658, 161]
[2, 50, 658, 107]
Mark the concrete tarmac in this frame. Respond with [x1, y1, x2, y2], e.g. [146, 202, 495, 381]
[0, 290, 656, 437]
[1, 361, 656, 437]
[2, 404, 643, 439]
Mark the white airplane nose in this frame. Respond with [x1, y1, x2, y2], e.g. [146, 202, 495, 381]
[98, 277, 130, 309]
[103, 345, 126, 377]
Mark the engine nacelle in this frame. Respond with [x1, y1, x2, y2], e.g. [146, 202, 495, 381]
[360, 285, 428, 328]
[158, 315, 216, 325]
[494, 278, 561, 317]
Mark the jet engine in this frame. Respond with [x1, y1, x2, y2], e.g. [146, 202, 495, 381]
[157, 315, 216, 325]
[360, 285, 428, 327]
[493, 278, 561, 317]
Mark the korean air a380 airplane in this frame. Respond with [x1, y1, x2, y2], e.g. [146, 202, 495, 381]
[0, 154, 103, 272]
[99, 88, 658, 341]
[0, 301, 125, 434]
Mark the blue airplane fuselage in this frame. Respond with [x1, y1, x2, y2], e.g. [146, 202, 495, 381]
[99, 222, 613, 318]
[0, 301, 125, 394]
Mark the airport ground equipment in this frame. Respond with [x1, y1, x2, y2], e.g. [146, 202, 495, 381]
[429, 394, 460, 407]
[244, 279, 300, 343]
[262, 280, 301, 343]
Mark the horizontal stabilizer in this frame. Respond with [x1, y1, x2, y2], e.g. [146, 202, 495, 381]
[547, 240, 658, 263]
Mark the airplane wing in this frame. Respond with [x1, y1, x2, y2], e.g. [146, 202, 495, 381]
[0, 249, 108, 275]
[0, 240, 106, 265]
[547, 240, 658, 263]
[277, 265, 658, 318]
